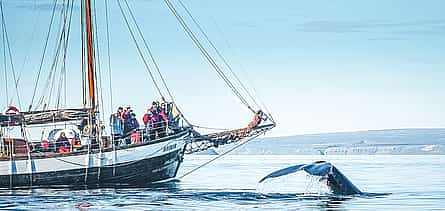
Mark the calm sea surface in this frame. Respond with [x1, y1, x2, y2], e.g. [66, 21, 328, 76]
[0, 155, 444, 210]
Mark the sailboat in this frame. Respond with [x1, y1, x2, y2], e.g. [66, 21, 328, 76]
[0, 0, 274, 188]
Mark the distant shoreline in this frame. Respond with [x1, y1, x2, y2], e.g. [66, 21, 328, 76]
[214, 128, 445, 155]
[269, 127, 445, 139]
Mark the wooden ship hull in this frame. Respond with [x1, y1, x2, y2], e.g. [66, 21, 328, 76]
[0, 132, 187, 188]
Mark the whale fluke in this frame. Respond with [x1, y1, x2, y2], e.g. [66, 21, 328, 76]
[259, 161, 362, 195]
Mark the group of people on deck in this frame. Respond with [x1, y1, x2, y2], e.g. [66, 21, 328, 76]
[109, 106, 139, 138]
[109, 100, 177, 143]
[143, 101, 171, 139]
[35, 102, 263, 154]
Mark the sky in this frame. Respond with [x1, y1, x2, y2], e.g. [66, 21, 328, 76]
[1, 0, 445, 137]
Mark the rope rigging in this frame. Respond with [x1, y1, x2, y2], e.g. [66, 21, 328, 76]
[1, 1, 273, 131]
[0, 0, 22, 109]
[179, 131, 265, 179]
[120, 0, 192, 125]
[15, 3, 43, 98]
[103, 0, 118, 176]
[29, 0, 59, 111]
[105, 0, 113, 113]
[36, 2, 70, 110]
[176, 0, 262, 111]
[81, 0, 87, 107]
[120, 0, 274, 128]
[56, 0, 74, 110]
[190, 124, 236, 131]
[91, 0, 105, 176]
[177, 0, 275, 123]
[116, 0, 164, 98]
[163, 0, 255, 114]
[1, 1, 7, 107]
[92, 0, 105, 123]
[122, 0, 174, 103]
[208, 18, 274, 122]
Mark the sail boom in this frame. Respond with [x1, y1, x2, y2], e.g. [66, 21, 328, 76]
[0, 108, 91, 127]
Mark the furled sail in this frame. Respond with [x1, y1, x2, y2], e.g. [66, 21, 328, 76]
[0, 108, 91, 127]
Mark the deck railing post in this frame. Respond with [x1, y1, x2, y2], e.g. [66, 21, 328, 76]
[0, 129, 3, 155]
[26, 141, 34, 187]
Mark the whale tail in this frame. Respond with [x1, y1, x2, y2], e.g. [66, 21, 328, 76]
[259, 161, 362, 195]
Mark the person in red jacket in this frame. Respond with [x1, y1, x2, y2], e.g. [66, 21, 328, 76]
[142, 110, 151, 128]
[158, 103, 168, 137]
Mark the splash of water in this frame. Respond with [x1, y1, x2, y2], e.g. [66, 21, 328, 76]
[256, 173, 331, 195]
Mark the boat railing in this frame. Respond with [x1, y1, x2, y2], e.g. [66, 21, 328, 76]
[0, 113, 190, 158]
[70, 119, 188, 152]
[116, 119, 185, 145]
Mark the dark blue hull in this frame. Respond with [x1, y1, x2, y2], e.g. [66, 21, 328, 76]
[0, 148, 184, 188]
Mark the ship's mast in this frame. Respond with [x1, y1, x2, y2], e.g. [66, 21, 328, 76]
[84, 0, 96, 113]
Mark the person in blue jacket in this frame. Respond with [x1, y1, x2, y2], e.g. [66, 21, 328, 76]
[110, 107, 124, 139]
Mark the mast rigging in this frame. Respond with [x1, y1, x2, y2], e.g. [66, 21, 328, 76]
[29, 0, 58, 112]
[116, 0, 164, 98]
[0, 1, 21, 108]
[163, 0, 255, 114]
[0, 0, 275, 188]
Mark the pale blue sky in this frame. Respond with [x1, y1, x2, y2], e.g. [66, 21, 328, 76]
[1, 0, 445, 136]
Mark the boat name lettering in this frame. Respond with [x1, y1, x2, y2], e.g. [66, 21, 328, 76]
[163, 144, 176, 152]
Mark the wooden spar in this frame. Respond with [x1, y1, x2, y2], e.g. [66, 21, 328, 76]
[84, 0, 96, 112]
[183, 111, 275, 154]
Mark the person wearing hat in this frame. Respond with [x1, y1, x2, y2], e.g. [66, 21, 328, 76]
[122, 106, 133, 134]
[130, 110, 139, 130]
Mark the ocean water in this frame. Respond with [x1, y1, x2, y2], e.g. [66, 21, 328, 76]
[0, 155, 444, 210]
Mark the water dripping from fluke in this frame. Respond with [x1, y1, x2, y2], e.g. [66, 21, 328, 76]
[258, 161, 390, 197]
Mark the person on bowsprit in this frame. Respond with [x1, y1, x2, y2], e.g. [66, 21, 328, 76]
[248, 110, 264, 130]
